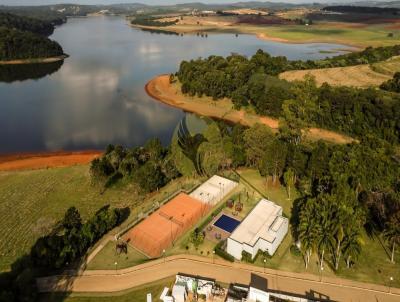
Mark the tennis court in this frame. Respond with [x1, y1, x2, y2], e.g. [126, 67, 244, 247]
[124, 193, 209, 258]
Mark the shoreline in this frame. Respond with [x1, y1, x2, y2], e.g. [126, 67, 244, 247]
[145, 75, 354, 145]
[0, 150, 102, 171]
[0, 54, 68, 65]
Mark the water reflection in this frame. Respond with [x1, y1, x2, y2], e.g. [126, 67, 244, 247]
[0, 16, 352, 154]
[0, 61, 63, 83]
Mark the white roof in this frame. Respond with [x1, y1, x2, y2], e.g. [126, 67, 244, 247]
[229, 199, 287, 246]
[190, 175, 238, 205]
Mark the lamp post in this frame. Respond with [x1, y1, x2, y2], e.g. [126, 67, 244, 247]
[212, 250, 215, 264]
[114, 261, 118, 274]
[263, 259, 266, 273]
[389, 276, 394, 293]
[163, 249, 166, 263]
[319, 266, 324, 282]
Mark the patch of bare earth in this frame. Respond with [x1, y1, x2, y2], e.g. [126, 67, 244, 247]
[0, 151, 102, 171]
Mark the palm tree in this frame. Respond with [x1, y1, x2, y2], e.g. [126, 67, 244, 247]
[284, 168, 295, 200]
[342, 229, 363, 268]
[316, 197, 336, 270]
[383, 213, 400, 263]
[334, 225, 344, 270]
[298, 202, 319, 269]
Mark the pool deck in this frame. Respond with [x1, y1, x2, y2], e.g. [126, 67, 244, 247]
[205, 211, 242, 243]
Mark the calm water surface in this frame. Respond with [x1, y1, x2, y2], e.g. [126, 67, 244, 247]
[0, 16, 350, 154]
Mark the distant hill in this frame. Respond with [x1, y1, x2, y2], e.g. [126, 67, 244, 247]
[323, 5, 400, 14]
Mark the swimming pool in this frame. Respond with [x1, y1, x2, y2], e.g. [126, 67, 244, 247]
[213, 214, 241, 233]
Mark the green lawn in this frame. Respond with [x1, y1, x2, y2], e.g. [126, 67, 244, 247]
[237, 168, 297, 217]
[40, 277, 174, 302]
[86, 241, 148, 270]
[0, 165, 199, 271]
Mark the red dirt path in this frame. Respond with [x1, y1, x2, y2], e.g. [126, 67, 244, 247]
[0, 150, 102, 171]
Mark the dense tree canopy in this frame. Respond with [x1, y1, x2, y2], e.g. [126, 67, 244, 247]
[0, 27, 64, 61]
[380, 72, 400, 93]
[90, 139, 180, 193]
[0, 12, 56, 36]
[176, 47, 400, 144]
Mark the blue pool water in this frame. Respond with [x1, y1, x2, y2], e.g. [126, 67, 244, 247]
[213, 215, 241, 233]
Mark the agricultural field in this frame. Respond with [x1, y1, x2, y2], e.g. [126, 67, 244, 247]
[135, 14, 400, 48]
[280, 56, 400, 88]
[41, 277, 174, 302]
[0, 165, 198, 271]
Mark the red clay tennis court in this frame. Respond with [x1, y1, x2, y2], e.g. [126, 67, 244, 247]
[124, 193, 209, 258]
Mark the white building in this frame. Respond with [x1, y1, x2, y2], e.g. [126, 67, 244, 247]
[175, 273, 215, 299]
[227, 199, 288, 260]
[190, 175, 238, 206]
[172, 284, 187, 302]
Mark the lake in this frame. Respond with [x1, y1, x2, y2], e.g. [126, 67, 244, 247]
[0, 16, 350, 154]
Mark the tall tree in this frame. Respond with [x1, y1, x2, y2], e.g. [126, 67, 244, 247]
[284, 168, 295, 200]
[384, 212, 400, 263]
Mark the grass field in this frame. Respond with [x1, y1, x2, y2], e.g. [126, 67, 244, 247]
[41, 277, 174, 302]
[0, 165, 199, 271]
[86, 241, 148, 270]
[280, 56, 400, 88]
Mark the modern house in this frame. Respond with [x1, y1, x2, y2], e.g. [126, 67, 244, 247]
[227, 199, 288, 260]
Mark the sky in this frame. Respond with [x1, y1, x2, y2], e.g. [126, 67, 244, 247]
[0, 0, 386, 6]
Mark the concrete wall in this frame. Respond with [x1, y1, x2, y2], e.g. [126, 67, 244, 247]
[227, 238, 243, 260]
[268, 218, 289, 256]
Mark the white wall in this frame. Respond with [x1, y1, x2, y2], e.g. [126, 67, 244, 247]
[227, 238, 243, 260]
[248, 287, 270, 302]
[268, 218, 289, 256]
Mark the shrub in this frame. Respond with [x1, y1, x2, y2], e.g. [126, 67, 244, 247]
[214, 240, 234, 262]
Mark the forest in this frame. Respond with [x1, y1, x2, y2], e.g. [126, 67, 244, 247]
[176, 48, 400, 144]
[0, 12, 64, 61]
[0, 12, 56, 36]
[90, 139, 180, 193]
[0, 27, 64, 61]
[380, 72, 400, 93]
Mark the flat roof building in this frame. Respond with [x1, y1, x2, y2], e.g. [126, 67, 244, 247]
[227, 199, 288, 260]
[190, 175, 238, 206]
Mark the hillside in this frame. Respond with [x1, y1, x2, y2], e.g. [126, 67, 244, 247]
[0, 12, 55, 36]
[0, 27, 64, 62]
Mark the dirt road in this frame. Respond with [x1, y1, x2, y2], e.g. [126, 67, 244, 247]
[37, 255, 399, 301]
[145, 75, 354, 145]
